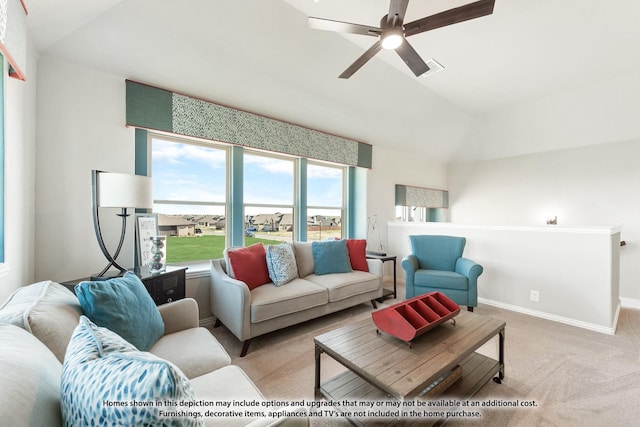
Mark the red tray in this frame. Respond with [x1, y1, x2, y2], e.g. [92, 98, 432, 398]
[372, 292, 460, 345]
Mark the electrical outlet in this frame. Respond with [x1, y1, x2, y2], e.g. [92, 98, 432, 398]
[530, 290, 540, 302]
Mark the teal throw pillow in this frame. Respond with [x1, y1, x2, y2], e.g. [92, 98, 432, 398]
[311, 239, 353, 275]
[61, 316, 202, 427]
[75, 272, 164, 351]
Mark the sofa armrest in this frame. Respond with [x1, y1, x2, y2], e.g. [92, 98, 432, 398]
[158, 298, 200, 335]
[210, 259, 252, 341]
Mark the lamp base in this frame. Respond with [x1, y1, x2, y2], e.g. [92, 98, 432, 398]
[90, 270, 126, 281]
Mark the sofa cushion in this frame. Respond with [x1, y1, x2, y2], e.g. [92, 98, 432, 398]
[75, 271, 164, 351]
[292, 241, 315, 277]
[414, 270, 469, 291]
[306, 270, 381, 302]
[61, 316, 202, 427]
[0, 280, 82, 363]
[0, 324, 62, 427]
[150, 326, 232, 379]
[190, 365, 267, 427]
[346, 239, 369, 272]
[226, 243, 271, 290]
[311, 239, 353, 275]
[265, 243, 299, 286]
[250, 278, 327, 323]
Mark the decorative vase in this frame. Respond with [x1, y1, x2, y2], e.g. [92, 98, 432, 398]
[149, 236, 166, 273]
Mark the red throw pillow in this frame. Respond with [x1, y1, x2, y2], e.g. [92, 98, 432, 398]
[227, 243, 271, 290]
[346, 239, 369, 272]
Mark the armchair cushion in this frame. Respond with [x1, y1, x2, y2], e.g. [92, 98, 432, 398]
[414, 270, 468, 291]
[75, 272, 164, 351]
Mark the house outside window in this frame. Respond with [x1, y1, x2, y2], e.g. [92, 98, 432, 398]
[243, 152, 294, 244]
[149, 134, 349, 263]
[307, 162, 344, 241]
[151, 136, 227, 262]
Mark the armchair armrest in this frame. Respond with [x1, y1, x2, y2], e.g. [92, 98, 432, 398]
[455, 257, 484, 280]
[157, 298, 199, 335]
[210, 259, 252, 341]
[401, 254, 418, 275]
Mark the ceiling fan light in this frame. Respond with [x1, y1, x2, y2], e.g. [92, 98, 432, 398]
[381, 28, 403, 50]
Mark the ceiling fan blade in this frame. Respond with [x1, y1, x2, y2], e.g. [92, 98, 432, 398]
[387, 0, 409, 26]
[308, 17, 381, 37]
[339, 41, 383, 79]
[395, 39, 430, 77]
[404, 0, 495, 37]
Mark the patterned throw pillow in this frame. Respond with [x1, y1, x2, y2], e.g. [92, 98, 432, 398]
[61, 316, 202, 427]
[265, 243, 299, 286]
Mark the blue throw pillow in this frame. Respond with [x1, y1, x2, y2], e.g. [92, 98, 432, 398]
[311, 239, 353, 275]
[61, 316, 201, 427]
[75, 272, 164, 351]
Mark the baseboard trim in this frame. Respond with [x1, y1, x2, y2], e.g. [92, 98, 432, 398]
[199, 316, 216, 328]
[620, 297, 640, 310]
[478, 297, 619, 335]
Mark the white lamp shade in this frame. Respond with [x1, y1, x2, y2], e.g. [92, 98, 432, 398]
[97, 172, 153, 209]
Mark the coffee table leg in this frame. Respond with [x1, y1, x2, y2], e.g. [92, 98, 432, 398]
[315, 345, 323, 399]
[493, 327, 505, 384]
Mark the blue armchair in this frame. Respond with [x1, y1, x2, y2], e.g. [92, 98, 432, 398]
[401, 235, 483, 312]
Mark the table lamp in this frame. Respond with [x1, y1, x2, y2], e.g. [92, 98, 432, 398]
[91, 169, 153, 279]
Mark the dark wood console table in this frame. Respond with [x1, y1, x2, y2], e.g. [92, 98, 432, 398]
[61, 266, 187, 306]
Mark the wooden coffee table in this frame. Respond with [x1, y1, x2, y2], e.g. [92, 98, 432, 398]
[314, 311, 505, 425]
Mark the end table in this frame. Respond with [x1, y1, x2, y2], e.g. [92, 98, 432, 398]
[366, 254, 397, 300]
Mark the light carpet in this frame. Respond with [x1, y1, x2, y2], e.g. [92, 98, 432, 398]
[207, 283, 640, 426]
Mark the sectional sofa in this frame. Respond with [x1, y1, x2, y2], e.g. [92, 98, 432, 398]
[0, 280, 307, 426]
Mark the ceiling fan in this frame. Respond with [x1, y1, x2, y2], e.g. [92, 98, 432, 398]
[308, 0, 495, 79]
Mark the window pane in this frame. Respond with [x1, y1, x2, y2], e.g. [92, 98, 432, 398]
[151, 138, 227, 262]
[244, 153, 294, 204]
[307, 163, 343, 208]
[245, 207, 294, 245]
[307, 208, 342, 242]
[244, 153, 294, 244]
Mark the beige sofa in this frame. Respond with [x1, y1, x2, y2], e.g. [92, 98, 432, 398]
[210, 241, 384, 356]
[0, 280, 307, 427]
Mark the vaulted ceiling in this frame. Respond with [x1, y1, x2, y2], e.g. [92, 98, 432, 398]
[27, 0, 640, 162]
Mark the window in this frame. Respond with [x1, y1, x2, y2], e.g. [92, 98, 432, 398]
[148, 135, 351, 265]
[307, 162, 345, 241]
[151, 135, 227, 262]
[244, 152, 294, 244]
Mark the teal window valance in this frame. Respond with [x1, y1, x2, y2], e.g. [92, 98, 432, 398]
[125, 80, 372, 169]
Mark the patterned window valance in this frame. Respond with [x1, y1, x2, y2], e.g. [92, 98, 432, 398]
[395, 184, 448, 208]
[125, 80, 372, 169]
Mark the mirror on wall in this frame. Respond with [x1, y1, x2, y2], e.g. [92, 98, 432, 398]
[395, 184, 448, 222]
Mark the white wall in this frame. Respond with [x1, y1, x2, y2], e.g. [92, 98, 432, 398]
[35, 56, 136, 283]
[366, 144, 447, 254]
[448, 71, 640, 304]
[0, 40, 38, 303]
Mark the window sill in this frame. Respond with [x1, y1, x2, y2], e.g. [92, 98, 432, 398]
[168, 261, 211, 279]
